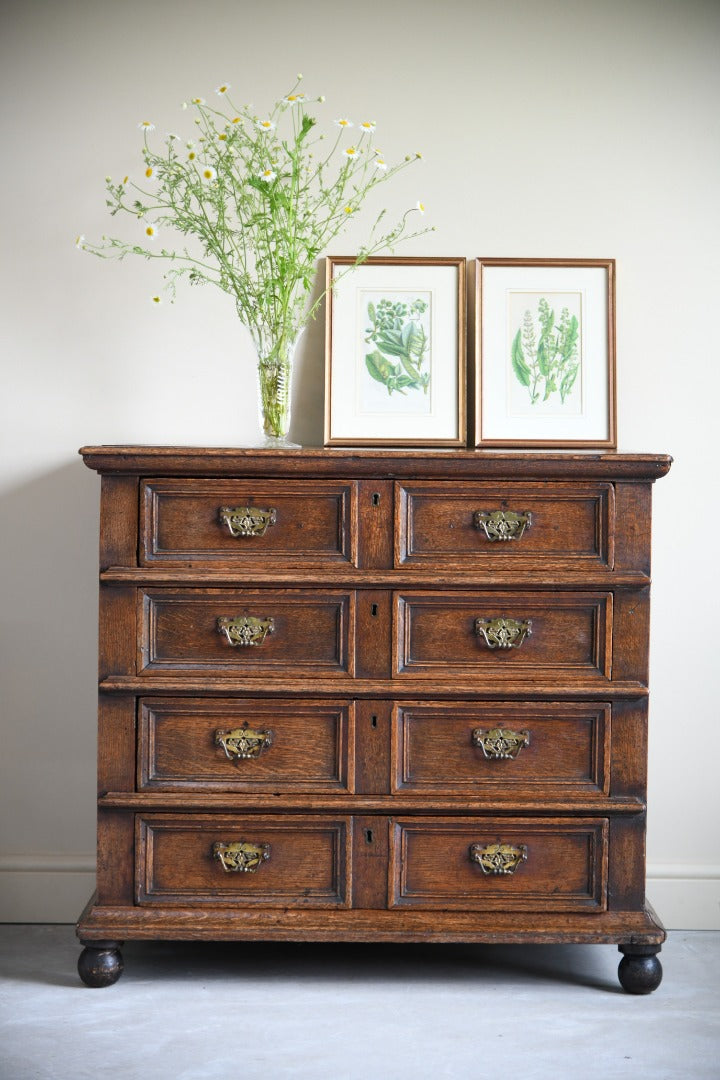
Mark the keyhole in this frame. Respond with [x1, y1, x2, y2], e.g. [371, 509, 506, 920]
[371, 715, 378, 728]
[372, 492, 381, 506]
[371, 603, 378, 617]
[365, 829, 374, 844]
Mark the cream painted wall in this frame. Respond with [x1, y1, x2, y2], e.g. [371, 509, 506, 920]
[1, 0, 719, 927]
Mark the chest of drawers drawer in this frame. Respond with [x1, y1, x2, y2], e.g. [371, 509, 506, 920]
[78, 447, 670, 992]
[141, 478, 359, 568]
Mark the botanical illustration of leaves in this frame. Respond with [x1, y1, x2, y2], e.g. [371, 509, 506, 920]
[365, 351, 389, 384]
[511, 329, 531, 387]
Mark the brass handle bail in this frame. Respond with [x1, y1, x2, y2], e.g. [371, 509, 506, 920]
[474, 510, 532, 542]
[216, 727, 274, 760]
[217, 615, 275, 647]
[474, 617, 532, 650]
[472, 727, 530, 760]
[219, 506, 277, 537]
[213, 841, 270, 873]
[469, 842, 528, 875]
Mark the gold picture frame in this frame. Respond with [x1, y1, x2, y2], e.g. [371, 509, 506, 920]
[474, 258, 616, 449]
[325, 255, 466, 447]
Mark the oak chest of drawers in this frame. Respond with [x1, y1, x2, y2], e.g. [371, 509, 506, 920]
[76, 447, 671, 992]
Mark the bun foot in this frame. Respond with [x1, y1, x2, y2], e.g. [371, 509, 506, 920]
[618, 944, 663, 994]
[78, 942, 124, 987]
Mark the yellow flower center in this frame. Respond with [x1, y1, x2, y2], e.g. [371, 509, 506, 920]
[218, 133, 227, 141]
[232, 117, 241, 124]
[188, 151, 196, 160]
[145, 226, 155, 236]
[218, 85, 228, 93]
[145, 167, 153, 178]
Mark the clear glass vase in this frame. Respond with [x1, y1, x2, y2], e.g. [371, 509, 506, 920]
[252, 328, 302, 448]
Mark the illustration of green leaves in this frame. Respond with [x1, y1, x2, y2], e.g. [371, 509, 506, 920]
[364, 297, 430, 396]
[510, 299, 580, 407]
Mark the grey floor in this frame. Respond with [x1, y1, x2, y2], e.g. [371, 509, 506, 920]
[1, 927, 718, 1079]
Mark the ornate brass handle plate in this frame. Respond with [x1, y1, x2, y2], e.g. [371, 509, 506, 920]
[213, 841, 270, 873]
[217, 615, 275, 647]
[469, 842, 528, 875]
[474, 617, 532, 650]
[474, 510, 532, 542]
[218, 505, 277, 537]
[215, 726, 274, 760]
[472, 727, 530, 760]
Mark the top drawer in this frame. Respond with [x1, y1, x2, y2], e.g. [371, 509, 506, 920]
[141, 479, 358, 568]
[396, 482, 614, 571]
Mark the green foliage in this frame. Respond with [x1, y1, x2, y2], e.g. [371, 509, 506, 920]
[364, 297, 430, 395]
[80, 78, 429, 363]
[511, 299, 580, 406]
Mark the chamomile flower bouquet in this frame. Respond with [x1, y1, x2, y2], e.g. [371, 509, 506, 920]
[79, 76, 428, 444]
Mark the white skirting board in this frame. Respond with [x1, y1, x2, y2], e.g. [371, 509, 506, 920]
[0, 856, 718, 928]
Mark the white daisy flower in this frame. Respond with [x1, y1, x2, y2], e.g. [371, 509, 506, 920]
[258, 167, 277, 182]
[215, 83, 231, 95]
[191, 97, 205, 105]
[359, 121, 376, 133]
[187, 150, 197, 161]
[343, 146, 359, 158]
[200, 165, 217, 181]
[143, 223, 159, 239]
[374, 158, 388, 170]
[335, 118, 353, 128]
[144, 165, 155, 180]
[257, 119, 275, 133]
[284, 93, 306, 105]
[416, 200, 425, 215]
[343, 205, 355, 214]
[138, 120, 155, 131]
[165, 132, 179, 142]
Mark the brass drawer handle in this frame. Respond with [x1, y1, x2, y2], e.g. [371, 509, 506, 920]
[216, 726, 274, 760]
[217, 615, 275, 647]
[470, 842, 528, 875]
[213, 841, 271, 873]
[474, 616, 532, 650]
[218, 505, 277, 537]
[472, 727, 530, 760]
[474, 510, 532, 541]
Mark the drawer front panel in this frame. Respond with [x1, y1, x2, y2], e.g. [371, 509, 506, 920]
[140, 589, 354, 676]
[396, 481, 614, 570]
[394, 591, 612, 678]
[392, 702, 611, 797]
[389, 817, 608, 911]
[136, 814, 351, 906]
[141, 479, 358, 567]
[139, 698, 354, 792]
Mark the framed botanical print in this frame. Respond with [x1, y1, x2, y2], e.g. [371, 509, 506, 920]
[325, 256, 466, 446]
[474, 258, 616, 448]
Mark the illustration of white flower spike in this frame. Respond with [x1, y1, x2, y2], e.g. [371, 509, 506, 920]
[138, 121, 155, 131]
[343, 146, 359, 158]
[359, 121, 376, 133]
[200, 165, 217, 181]
[215, 83, 231, 95]
[335, 118, 353, 128]
[256, 119, 275, 133]
[258, 167, 277, 182]
[143, 223, 159, 239]
[416, 201, 425, 215]
[374, 158, 388, 171]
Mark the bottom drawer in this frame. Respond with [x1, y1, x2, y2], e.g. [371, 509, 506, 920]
[136, 815, 351, 907]
[389, 817, 608, 912]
